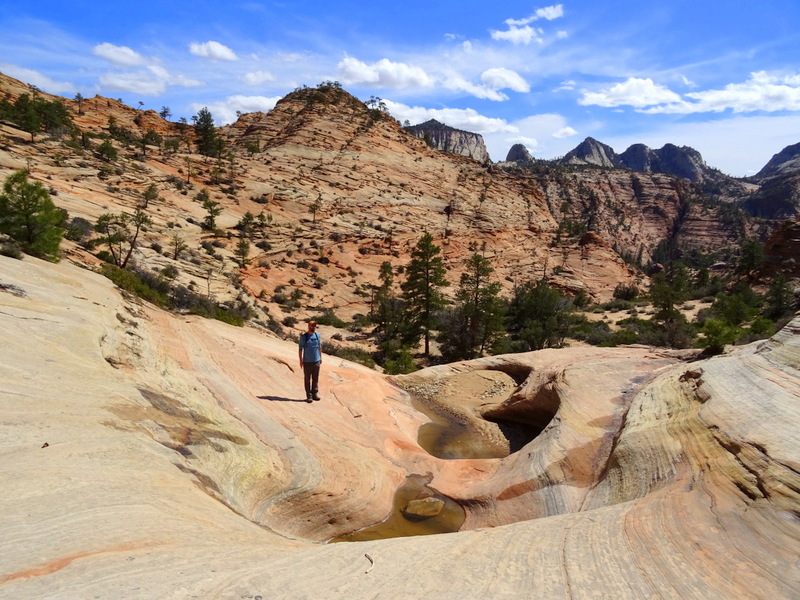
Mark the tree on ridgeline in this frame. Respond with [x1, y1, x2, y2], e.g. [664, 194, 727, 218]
[74, 92, 84, 115]
[192, 107, 221, 157]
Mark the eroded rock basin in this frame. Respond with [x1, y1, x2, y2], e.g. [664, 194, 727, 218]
[332, 474, 465, 541]
[2, 257, 799, 599]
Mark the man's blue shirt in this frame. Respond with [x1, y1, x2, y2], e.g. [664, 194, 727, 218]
[299, 331, 322, 363]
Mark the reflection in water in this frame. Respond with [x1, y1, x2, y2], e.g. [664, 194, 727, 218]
[417, 421, 508, 459]
[331, 474, 465, 542]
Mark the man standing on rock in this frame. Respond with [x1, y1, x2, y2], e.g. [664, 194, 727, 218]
[298, 321, 322, 402]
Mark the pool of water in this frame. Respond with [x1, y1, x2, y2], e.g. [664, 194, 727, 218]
[331, 474, 465, 542]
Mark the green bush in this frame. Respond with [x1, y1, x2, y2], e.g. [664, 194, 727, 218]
[100, 264, 249, 326]
[101, 264, 169, 307]
[321, 342, 376, 368]
[613, 283, 639, 301]
[311, 309, 346, 328]
[699, 318, 740, 355]
[383, 347, 417, 374]
[0, 240, 23, 259]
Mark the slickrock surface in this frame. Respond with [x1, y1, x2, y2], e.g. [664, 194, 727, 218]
[1, 254, 799, 599]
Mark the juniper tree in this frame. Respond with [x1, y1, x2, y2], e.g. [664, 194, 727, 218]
[141, 183, 159, 209]
[202, 197, 222, 230]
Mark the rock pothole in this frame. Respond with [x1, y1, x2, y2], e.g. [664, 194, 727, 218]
[401, 367, 560, 459]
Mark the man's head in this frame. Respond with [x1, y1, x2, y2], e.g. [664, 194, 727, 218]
[307, 321, 317, 332]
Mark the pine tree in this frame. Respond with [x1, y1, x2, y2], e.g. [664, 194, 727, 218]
[400, 232, 449, 356]
[438, 252, 505, 361]
[193, 107, 220, 157]
[0, 170, 65, 260]
[507, 278, 572, 351]
[94, 210, 151, 268]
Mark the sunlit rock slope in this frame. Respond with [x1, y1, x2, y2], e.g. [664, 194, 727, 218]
[1, 254, 798, 599]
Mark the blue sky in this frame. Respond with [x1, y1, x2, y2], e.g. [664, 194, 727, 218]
[2, 1, 799, 176]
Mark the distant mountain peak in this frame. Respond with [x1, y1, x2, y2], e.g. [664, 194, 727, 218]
[756, 142, 800, 179]
[505, 143, 534, 163]
[562, 137, 620, 168]
[552, 137, 716, 183]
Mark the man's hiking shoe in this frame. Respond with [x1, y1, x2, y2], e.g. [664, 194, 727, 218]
[306, 396, 313, 403]
[312, 394, 321, 401]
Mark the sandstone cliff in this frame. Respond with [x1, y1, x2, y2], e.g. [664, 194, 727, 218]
[405, 118, 491, 163]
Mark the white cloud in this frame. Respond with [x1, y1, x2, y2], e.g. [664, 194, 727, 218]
[535, 4, 565, 21]
[490, 25, 543, 45]
[507, 135, 540, 150]
[383, 99, 517, 135]
[98, 65, 202, 96]
[554, 80, 576, 91]
[506, 4, 564, 25]
[556, 30, 569, 39]
[0, 63, 76, 94]
[190, 95, 282, 125]
[642, 71, 800, 114]
[189, 41, 238, 61]
[337, 56, 434, 88]
[243, 70, 276, 86]
[492, 4, 563, 43]
[443, 75, 508, 101]
[553, 126, 578, 139]
[92, 43, 146, 67]
[481, 68, 530, 93]
[99, 72, 167, 96]
[170, 73, 204, 87]
[579, 77, 682, 108]
[462, 40, 473, 52]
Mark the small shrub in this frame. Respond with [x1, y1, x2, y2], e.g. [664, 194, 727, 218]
[613, 283, 639, 301]
[0, 240, 23, 259]
[321, 342, 376, 368]
[311, 309, 346, 328]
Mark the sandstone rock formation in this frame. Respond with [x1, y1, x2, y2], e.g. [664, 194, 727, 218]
[558, 136, 728, 185]
[1, 253, 798, 598]
[745, 142, 800, 219]
[756, 141, 800, 179]
[504, 143, 534, 164]
[405, 119, 491, 163]
[562, 136, 620, 168]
